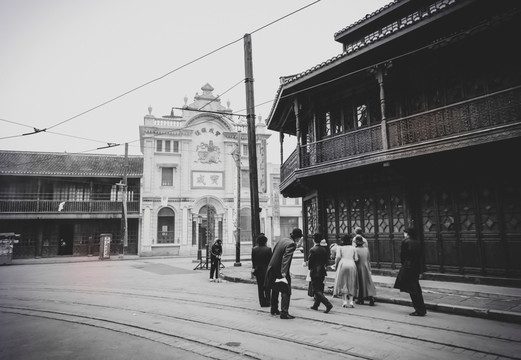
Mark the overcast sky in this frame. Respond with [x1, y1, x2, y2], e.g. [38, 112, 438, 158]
[0, 0, 390, 164]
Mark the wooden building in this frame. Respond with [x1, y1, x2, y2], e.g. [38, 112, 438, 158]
[0, 151, 142, 258]
[267, 0, 521, 282]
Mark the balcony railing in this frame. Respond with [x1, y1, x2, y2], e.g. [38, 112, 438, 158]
[281, 86, 521, 183]
[0, 200, 139, 214]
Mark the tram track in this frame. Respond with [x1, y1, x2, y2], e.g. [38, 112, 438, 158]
[1, 285, 520, 360]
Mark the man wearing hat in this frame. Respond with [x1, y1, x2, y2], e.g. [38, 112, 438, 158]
[265, 228, 303, 319]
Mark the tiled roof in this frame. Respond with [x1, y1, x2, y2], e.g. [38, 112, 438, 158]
[0, 151, 143, 177]
[267, 0, 460, 124]
[333, 0, 399, 39]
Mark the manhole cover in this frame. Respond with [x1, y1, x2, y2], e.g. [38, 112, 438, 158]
[225, 342, 241, 347]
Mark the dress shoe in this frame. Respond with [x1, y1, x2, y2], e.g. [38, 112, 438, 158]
[369, 297, 375, 306]
[271, 310, 281, 315]
[356, 299, 364, 305]
[310, 306, 319, 311]
[324, 304, 333, 313]
[409, 311, 426, 317]
[260, 304, 270, 308]
[280, 313, 295, 319]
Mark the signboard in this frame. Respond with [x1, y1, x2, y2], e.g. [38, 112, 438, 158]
[99, 233, 111, 260]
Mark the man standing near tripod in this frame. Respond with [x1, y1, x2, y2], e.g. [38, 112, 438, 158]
[209, 239, 222, 282]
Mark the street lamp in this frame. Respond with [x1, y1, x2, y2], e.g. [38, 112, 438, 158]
[232, 130, 242, 267]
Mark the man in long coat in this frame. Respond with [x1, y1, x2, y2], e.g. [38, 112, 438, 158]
[251, 234, 272, 307]
[308, 233, 333, 313]
[393, 227, 427, 316]
[265, 228, 303, 319]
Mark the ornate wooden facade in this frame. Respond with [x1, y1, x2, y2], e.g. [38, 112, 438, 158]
[267, 0, 521, 281]
[0, 151, 142, 258]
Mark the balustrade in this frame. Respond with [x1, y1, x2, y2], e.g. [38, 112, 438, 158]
[281, 86, 521, 183]
[0, 200, 139, 214]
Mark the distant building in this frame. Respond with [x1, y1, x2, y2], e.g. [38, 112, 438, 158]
[139, 83, 270, 257]
[0, 151, 142, 258]
[267, 0, 521, 280]
[264, 162, 302, 246]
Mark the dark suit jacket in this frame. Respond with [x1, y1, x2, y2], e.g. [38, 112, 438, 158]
[251, 245, 272, 277]
[394, 237, 422, 292]
[308, 244, 328, 280]
[265, 238, 297, 294]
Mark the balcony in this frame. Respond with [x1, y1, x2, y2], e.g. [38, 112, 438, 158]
[280, 86, 521, 190]
[0, 200, 139, 215]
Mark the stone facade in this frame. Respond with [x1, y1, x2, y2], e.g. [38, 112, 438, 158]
[139, 83, 270, 257]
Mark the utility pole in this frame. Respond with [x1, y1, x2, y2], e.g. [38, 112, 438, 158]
[234, 130, 242, 266]
[244, 33, 261, 246]
[121, 143, 128, 257]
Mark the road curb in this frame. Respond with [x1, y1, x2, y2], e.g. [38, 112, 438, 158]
[222, 274, 521, 324]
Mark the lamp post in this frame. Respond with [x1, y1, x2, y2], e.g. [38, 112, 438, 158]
[233, 130, 242, 267]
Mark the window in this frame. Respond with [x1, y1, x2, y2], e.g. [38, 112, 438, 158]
[173, 141, 179, 153]
[165, 140, 171, 152]
[241, 170, 250, 188]
[157, 207, 175, 243]
[156, 140, 162, 152]
[161, 167, 174, 186]
[242, 144, 248, 156]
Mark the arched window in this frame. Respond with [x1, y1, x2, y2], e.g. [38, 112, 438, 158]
[157, 207, 175, 244]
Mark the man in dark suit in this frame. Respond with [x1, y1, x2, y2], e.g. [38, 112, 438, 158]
[309, 233, 333, 313]
[393, 227, 427, 316]
[251, 234, 272, 307]
[265, 228, 303, 319]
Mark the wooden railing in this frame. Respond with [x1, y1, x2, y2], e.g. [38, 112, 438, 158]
[300, 125, 382, 168]
[387, 86, 521, 147]
[0, 200, 139, 213]
[281, 86, 521, 183]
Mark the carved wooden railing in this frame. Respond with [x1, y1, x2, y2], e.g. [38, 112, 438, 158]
[300, 125, 383, 168]
[0, 200, 139, 213]
[387, 86, 521, 147]
[281, 148, 298, 181]
[281, 86, 521, 183]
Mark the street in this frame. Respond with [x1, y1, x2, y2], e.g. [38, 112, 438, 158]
[1, 258, 520, 360]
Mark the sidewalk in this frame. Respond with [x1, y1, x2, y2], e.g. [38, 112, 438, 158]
[8, 254, 521, 324]
[219, 255, 521, 325]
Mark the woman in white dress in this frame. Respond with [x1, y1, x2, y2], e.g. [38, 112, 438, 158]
[333, 234, 359, 308]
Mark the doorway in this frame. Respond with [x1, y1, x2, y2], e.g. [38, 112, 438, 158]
[58, 223, 74, 255]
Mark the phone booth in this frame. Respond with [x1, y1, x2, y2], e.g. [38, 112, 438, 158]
[99, 233, 111, 260]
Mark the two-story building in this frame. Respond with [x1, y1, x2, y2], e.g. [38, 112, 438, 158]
[139, 83, 271, 257]
[0, 151, 142, 258]
[267, 0, 521, 282]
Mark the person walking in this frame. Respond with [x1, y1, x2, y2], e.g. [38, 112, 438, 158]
[251, 234, 272, 308]
[309, 233, 333, 313]
[354, 235, 376, 306]
[333, 234, 359, 308]
[393, 227, 427, 316]
[209, 239, 222, 282]
[265, 228, 303, 319]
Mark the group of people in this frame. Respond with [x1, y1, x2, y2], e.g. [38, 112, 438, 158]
[251, 226, 426, 319]
[328, 227, 376, 308]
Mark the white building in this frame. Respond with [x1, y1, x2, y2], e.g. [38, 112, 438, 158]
[139, 83, 270, 257]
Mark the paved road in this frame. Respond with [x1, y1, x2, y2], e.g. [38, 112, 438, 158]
[1, 257, 520, 360]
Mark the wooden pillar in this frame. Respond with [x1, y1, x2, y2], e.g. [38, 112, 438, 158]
[293, 99, 301, 167]
[374, 62, 392, 150]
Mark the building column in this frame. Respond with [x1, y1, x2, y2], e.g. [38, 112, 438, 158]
[182, 206, 188, 245]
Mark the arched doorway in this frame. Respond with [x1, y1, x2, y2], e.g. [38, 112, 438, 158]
[157, 207, 175, 244]
[199, 205, 216, 249]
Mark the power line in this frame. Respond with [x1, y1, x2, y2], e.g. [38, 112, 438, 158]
[44, 0, 322, 132]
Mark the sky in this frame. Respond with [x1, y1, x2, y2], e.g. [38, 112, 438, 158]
[0, 0, 391, 164]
